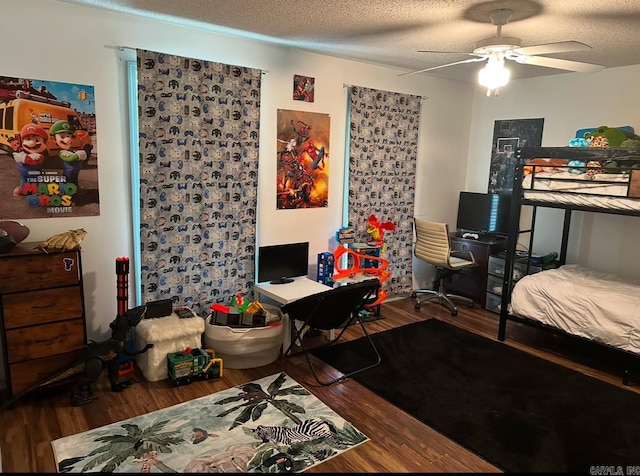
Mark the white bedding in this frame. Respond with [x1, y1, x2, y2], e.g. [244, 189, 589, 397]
[510, 264, 640, 355]
[521, 172, 640, 211]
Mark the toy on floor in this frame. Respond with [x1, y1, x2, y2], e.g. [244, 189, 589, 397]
[115, 256, 136, 377]
[167, 347, 223, 386]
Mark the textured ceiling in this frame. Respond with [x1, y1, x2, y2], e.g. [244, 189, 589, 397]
[58, 0, 640, 82]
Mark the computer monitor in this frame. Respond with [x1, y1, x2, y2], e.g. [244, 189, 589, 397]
[257, 241, 309, 284]
[456, 191, 511, 236]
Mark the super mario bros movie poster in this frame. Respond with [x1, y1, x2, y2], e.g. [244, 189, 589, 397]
[276, 109, 329, 209]
[0, 76, 99, 219]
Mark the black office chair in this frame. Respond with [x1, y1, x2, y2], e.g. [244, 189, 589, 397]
[281, 279, 382, 386]
[411, 217, 476, 316]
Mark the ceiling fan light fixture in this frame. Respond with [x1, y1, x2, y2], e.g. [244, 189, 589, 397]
[478, 55, 510, 95]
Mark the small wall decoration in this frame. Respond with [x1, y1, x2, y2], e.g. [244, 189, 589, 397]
[293, 75, 315, 102]
[0, 75, 99, 219]
[276, 109, 329, 209]
[488, 118, 544, 194]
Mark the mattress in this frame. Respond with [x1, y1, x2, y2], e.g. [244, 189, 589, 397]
[521, 172, 640, 211]
[509, 264, 640, 355]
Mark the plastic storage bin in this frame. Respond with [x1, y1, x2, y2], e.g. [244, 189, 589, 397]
[485, 292, 502, 314]
[488, 255, 536, 283]
[204, 304, 284, 369]
[486, 274, 504, 296]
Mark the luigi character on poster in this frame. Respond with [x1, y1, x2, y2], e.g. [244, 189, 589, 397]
[50, 119, 88, 185]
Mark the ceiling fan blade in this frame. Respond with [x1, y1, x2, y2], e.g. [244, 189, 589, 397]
[398, 57, 486, 77]
[517, 55, 604, 73]
[417, 50, 472, 55]
[514, 41, 592, 56]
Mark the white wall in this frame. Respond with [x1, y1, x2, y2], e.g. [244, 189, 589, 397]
[466, 65, 640, 281]
[1, 0, 473, 348]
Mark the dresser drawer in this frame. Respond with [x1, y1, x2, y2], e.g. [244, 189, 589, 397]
[0, 243, 86, 397]
[9, 350, 83, 395]
[0, 251, 79, 293]
[2, 286, 83, 329]
[6, 319, 85, 363]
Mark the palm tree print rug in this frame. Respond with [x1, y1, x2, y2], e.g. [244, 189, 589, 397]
[51, 372, 368, 472]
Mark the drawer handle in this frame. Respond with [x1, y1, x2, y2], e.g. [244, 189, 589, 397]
[32, 303, 54, 309]
[38, 336, 59, 345]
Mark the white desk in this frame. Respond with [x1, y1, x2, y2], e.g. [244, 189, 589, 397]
[254, 277, 333, 355]
[254, 276, 332, 304]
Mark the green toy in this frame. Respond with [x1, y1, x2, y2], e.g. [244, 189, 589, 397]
[584, 126, 640, 147]
[621, 138, 640, 148]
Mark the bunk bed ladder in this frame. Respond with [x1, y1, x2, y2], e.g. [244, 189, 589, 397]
[498, 150, 525, 341]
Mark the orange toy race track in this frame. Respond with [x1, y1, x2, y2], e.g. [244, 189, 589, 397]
[332, 244, 390, 308]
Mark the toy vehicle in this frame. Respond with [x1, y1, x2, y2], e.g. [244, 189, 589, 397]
[0, 95, 93, 156]
[167, 348, 223, 386]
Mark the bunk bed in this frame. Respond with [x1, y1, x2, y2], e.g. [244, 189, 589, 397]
[498, 146, 640, 384]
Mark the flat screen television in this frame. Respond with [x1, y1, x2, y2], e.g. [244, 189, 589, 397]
[456, 191, 511, 236]
[257, 241, 309, 284]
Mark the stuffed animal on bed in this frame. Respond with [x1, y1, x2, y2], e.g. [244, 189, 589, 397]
[588, 136, 609, 148]
[585, 126, 623, 146]
[584, 125, 640, 147]
[586, 160, 605, 178]
[621, 138, 640, 148]
[567, 160, 586, 174]
[523, 158, 568, 175]
[569, 137, 590, 148]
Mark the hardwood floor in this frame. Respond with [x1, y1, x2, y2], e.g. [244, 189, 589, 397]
[1, 297, 638, 473]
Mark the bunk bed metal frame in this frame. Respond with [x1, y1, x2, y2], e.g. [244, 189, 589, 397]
[497, 146, 640, 384]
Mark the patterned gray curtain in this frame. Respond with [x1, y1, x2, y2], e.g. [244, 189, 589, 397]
[348, 86, 421, 296]
[137, 49, 261, 316]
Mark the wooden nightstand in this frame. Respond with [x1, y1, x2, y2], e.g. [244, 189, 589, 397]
[0, 242, 86, 396]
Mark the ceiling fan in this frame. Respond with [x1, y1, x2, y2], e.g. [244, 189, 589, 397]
[400, 8, 605, 94]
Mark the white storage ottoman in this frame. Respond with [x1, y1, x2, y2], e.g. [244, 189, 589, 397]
[135, 314, 205, 382]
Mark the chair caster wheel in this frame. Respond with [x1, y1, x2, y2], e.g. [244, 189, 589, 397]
[450, 309, 458, 316]
[410, 292, 417, 298]
[415, 302, 421, 310]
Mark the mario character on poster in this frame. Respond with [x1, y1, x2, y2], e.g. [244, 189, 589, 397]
[276, 109, 329, 209]
[0, 75, 99, 219]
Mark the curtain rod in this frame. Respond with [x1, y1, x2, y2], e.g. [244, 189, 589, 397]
[343, 83, 428, 100]
[109, 45, 269, 73]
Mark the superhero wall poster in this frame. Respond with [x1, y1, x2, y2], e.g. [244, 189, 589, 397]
[0, 75, 99, 219]
[276, 109, 329, 209]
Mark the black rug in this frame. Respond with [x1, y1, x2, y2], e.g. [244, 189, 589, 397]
[311, 319, 640, 473]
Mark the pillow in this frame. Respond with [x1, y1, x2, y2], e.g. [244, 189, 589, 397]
[523, 158, 568, 175]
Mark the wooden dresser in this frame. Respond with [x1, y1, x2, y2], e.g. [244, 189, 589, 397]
[0, 242, 86, 396]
